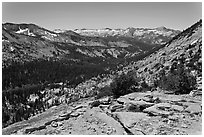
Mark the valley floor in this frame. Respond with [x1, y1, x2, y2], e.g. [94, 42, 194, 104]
[2, 91, 202, 135]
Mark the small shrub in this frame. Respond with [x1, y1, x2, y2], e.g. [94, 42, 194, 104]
[95, 86, 113, 99]
[157, 63, 197, 94]
[110, 72, 140, 98]
[158, 73, 180, 91]
[89, 100, 101, 108]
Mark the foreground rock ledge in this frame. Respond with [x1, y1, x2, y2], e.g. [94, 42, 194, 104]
[2, 91, 202, 135]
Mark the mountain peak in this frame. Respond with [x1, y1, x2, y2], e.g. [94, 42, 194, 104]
[155, 26, 167, 30]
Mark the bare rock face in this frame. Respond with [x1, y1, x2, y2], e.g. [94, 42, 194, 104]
[143, 104, 174, 116]
[143, 102, 185, 116]
[113, 112, 149, 128]
[2, 90, 202, 135]
[113, 112, 150, 135]
[171, 105, 184, 112]
[84, 107, 126, 135]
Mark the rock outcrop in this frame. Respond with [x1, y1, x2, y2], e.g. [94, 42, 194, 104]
[2, 91, 202, 135]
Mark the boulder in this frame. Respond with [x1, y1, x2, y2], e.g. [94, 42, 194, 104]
[158, 95, 184, 102]
[117, 97, 130, 104]
[123, 100, 154, 112]
[143, 103, 174, 116]
[114, 112, 149, 128]
[155, 103, 172, 110]
[171, 105, 184, 112]
[70, 111, 80, 117]
[130, 100, 154, 109]
[185, 104, 202, 114]
[59, 110, 72, 118]
[113, 112, 149, 134]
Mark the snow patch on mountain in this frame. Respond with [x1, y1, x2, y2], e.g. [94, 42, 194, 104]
[74, 27, 180, 45]
[53, 29, 66, 33]
[16, 27, 36, 36]
[44, 31, 57, 37]
[74, 28, 179, 38]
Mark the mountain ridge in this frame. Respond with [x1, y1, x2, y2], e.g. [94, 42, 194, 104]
[3, 22, 179, 69]
[73, 26, 180, 45]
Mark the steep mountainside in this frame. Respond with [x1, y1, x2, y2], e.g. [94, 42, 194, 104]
[73, 27, 180, 45]
[122, 19, 202, 92]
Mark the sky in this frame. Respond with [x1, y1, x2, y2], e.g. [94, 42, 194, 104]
[2, 2, 202, 31]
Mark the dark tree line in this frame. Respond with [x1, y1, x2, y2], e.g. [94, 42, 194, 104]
[2, 59, 108, 90]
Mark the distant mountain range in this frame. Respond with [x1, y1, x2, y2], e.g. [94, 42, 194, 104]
[2, 23, 180, 68]
[53, 27, 180, 45]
